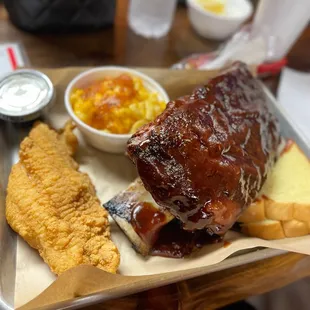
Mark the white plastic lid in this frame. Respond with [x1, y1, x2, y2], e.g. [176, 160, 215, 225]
[0, 69, 55, 122]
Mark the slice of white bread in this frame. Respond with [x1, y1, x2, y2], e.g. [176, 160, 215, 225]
[238, 141, 310, 239]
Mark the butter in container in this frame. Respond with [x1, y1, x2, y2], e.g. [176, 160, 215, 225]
[0, 69, 55, 122]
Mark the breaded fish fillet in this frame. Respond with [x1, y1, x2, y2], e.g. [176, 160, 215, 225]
[6, 122, 120, 275]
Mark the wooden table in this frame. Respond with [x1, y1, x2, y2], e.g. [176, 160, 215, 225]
[1, 2, 310, 309]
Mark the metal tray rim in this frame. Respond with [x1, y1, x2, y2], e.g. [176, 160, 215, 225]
[34, 248, 287, 310]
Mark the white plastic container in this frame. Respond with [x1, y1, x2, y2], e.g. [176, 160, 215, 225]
[187, 0, 253, 40]
[65, 67, 169, 154]
[128, 0, 177, 38]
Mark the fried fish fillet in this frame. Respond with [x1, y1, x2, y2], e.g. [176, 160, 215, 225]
[6, 122, 120, 275]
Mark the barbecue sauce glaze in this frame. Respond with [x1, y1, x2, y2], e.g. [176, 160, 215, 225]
[131, 202, 221, 258]
[127, 62, 281, 235]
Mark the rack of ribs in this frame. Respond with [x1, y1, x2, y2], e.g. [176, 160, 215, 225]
[127, 62, 281, 236]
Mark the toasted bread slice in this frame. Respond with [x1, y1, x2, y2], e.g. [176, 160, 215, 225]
[262, 141, 310, 207]
[238, 199, 265, 223]
[241, 220, 285, 240]
[241, 219, 310, 240]
[282, 219, 309, 238]
[239, 141, 310, 239]
[264, 199, 294, 221]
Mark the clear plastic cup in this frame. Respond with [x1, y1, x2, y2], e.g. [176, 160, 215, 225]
[128, 0, 177, 39]
[251, 0, 310, 61]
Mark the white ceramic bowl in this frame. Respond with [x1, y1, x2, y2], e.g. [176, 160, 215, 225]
[65, 67, 169, 154]
[187, 0, 253, 40]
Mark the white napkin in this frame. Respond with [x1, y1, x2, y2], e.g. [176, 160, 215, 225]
[277, 67, 310, 144]
[0, 43, 27, 76]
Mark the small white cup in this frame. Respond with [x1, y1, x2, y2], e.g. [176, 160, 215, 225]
[187, 0, 253, 41]
[65, 67, 169, 154]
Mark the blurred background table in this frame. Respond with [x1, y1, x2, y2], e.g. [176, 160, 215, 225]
[1, 1, 309, 70]
[1, 1, 310, 309]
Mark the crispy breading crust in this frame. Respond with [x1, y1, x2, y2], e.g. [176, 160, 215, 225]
[6, 122, 120, 275]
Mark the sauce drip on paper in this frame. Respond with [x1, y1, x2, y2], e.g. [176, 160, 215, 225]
[152, 220, 222, 258]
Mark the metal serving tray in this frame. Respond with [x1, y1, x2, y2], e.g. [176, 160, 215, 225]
[0, 83, 309, 310]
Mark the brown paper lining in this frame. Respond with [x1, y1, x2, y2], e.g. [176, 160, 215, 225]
[14, 66, 310, 310]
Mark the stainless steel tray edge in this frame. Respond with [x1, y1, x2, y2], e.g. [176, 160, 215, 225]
[35, 248, 286, 310]
[0, 122, 17, 310]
